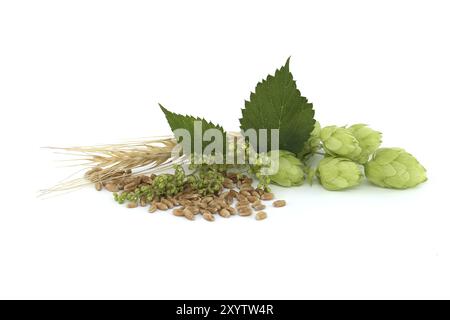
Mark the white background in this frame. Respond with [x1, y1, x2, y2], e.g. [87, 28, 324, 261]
[1, 0, 449, 299]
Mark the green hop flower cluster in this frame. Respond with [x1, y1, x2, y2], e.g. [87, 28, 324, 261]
[320, 126, 363, 163]
[113, 164, 230, 206]
[187, 169, 224, 196]
[303, 122, 426, 190]
[113, 165, 187, 205]
[113, 184, 153, 205]
[365, 148, 427, 189]
[152, 165, 186, 196]
[317, 157, 363, 190]
[267, 150, 305, 187]
[348, 124, 382, 164]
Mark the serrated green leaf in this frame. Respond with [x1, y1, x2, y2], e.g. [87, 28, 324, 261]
[239, 58, 316, 154]
[159, 104, 226, 154]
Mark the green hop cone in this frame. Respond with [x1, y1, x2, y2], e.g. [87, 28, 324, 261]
[320, 126, 362, 162]
[348, 124, 382, 164]
[365, 148, 427, 189]
[298, 121, 321, 160]
[317, 157, 363, 191]
[267, 150, 305, 187]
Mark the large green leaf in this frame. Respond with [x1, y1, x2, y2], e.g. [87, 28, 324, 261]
[239, 58, 316, 154]
[159, 104, 226, 154]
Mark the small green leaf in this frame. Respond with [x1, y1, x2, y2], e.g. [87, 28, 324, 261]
[239, 58, 316, 154]
[159, 104, 226, 154]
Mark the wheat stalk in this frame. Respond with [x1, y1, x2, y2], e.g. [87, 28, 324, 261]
[39, 136, 185, 196]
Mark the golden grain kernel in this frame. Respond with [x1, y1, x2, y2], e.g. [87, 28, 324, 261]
[219, 208, 231, 218]
[94, 182, 102, 191]
[182, 193, 200, 200]
[155, 202, 169, 211]
[273, 200, 286, 207]
[238, 199, 250, 206]
[255, 211, 267, 221]
[251, 200, 262, 207]
[246, 195, 258, 203]
[123, 176, 136, 185]
[227, 206, 237, 215]
[238, 208, 253, 216]
[217, 199, 227, 208]
[207, 206, 219, 214]
[104, 183, 119, 192]
[168, 197, 179, 206]
[250, 190, 260, 198]
[255, 188, 265, 196]
[127, 202, 138, 209]
[261, 192, 275, 201]
[202, 196, 214, 204]
[161, 198, 174, 208]
[179, 200, 191, 207]
[148, 205, 157, 213]
[253, 204, 266, 211]
[172, 208, 185, 217]
[187, 206, 200, 215]
[198, 202, 207, 209]
[240, 190, 251, 197]
[139, 197, 147, 207]
[202, 212, 215, 222]
[123, 182, 138, 192]
[239, 185, 254, 192]
[184, 209, 195, 221]
[237, 202, 250, 209]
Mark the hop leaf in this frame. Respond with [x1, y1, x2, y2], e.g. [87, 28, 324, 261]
[159, 104, 226, 154]
[320, 126, 362, 162]
[365, 148, 427, 189]
[317, 157, 363, 191]
[348, 124, 382, 163]
[239, 58, 316, 154]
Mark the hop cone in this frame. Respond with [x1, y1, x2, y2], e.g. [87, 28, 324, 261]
[348, 124, 382, 163]
[268, 150, 305, 187]
[317, 157, 363, 191]
[365, 148, 427, 189]
[298, 121, 321, 160]
[320, 126, 362, 162]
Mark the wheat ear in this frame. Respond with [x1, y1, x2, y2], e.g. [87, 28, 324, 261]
[39, 137, 184, 196]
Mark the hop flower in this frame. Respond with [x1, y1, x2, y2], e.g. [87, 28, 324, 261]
[267, 150, 305, 187]
[317, 157, 363, 190]
[365, 148, 427, 189]
[298, 121, 321, 160]
[348, 124, 382, 163]
[320, 126, 362, 162]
